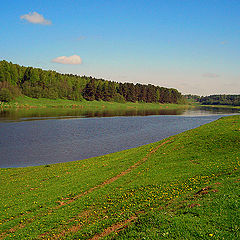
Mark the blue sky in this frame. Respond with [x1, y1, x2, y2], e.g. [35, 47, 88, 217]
[1, 0, 240, 95]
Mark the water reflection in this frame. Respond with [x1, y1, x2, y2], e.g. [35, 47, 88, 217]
[0, 106, 239, 168]
[0, 105, 239, 122]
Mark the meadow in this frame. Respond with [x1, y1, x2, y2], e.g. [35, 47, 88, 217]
[0, 96, 188, 112]
[0, 115, 239, 239]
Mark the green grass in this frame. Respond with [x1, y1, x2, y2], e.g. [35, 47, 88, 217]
[200, 104, 240, 109]
[0, 96, 190, 121]
[0, 96, 188, 111]
[0, 115, 239, 239]
[187, 102, 240, 110]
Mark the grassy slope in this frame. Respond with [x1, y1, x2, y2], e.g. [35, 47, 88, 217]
[0, 115, 239, 240]
[0, 96, 188, 111]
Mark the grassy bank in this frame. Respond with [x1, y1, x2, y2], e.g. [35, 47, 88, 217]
[189, 102, 240, 110]
[200, 104, 240, 110]
[0, 96, 188, 111]
[0, 115, 239, 239]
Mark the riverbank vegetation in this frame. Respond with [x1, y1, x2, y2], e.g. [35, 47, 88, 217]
[0, 96, 190, 121]
[200, 95, 240, 106]
[185, 94, 240, 107]
[0, 115, 239, 239]
[0, 95, 189, 111]
[200, 104, 240, 110]
[0, 60, 184, 104]
[0, 97, 192, 123]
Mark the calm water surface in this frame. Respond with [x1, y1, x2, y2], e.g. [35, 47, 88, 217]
[0, 107, 239, 168]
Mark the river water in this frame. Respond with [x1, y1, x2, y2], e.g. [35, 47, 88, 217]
[0, 106, 239, 168]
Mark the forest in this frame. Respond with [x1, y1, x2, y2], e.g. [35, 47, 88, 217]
[199, 95, 240, 106]
[0, 60, 184, 103]
[184, 94, 240, 106]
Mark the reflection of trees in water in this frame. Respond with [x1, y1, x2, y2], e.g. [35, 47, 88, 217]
[84, 108, 185, 118]
[199, 106, 239, 114]
[0, 107, 238, 122]
[0, 108, 185, 121]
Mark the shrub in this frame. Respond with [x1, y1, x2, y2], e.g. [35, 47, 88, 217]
[0, 88, 13, 102]
[0, 81, 21, 97]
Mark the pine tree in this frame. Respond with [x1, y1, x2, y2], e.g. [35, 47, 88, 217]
[83, 79, 96, 101]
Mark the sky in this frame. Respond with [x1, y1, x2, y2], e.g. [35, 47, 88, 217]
[0, 0, 240, 96]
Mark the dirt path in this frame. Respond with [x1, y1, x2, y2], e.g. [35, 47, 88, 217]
[87, 139, 170, 194]
[0, 138, 172, 240]
[54, 138, 173, 208]
[89, 215, 138, 240]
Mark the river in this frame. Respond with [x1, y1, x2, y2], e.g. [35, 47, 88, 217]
[0, 106, 239, 168]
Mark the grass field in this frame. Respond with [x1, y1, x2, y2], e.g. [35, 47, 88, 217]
[0, 115, 239, 239]
[0, 96, 188, 112]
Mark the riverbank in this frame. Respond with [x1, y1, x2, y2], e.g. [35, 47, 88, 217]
[189, 102, 240, 110]
[201, 104, 240, 109]
[0, 96, 189, 111]
[0, 115, 239, 239]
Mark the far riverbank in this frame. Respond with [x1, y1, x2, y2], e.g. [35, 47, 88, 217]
[0, 96, 189, 112]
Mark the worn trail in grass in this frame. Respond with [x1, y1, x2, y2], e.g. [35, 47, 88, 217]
[0, 115, 239, 239]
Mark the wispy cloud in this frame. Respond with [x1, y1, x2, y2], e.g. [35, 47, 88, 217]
[77, 36, 86, 41]
[20, 12, 51, 25]
[202, 73, 220, 78]
[52, 55, 82, 65]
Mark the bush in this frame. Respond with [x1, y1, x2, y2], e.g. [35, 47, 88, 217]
[0, 81, 21, 97]
[0, 88, 13, 102]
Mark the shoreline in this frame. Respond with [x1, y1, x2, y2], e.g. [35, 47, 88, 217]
[0, 96, 189, 111]
[189, 102, 240, 109]
[200, 104, 240, 109]
[0, 115, 239, 239]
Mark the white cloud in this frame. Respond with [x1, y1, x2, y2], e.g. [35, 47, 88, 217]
[202, 73, 219, 78]
[20, 12, 51, 25]
[52, 55, 82, 65]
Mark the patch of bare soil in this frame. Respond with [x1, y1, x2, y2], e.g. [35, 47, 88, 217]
[89, 215, 138, 240]
[195, 186, 211, 195]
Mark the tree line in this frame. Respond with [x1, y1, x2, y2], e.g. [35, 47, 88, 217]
[0, 60, 184, 103]
[199, 95, 240, 106]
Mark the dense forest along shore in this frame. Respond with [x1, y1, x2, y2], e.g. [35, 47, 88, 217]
[0, 60, 184, 104]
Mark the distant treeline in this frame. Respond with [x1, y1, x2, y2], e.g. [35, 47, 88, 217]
[0, 60, 184, 103]
[185, 94, 240, 106]
[184, 94, 201, 102]
[199, 95, 240, 106]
